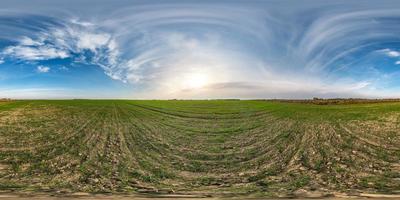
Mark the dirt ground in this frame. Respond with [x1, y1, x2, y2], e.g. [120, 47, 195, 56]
[1, 193, 400, 200]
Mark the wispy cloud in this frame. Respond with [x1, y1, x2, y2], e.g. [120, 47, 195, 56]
[4, 45, 69, 60]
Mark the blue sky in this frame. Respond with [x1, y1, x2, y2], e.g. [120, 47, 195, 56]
[1, 0, 400, 99]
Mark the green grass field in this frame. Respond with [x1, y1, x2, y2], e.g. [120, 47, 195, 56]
[0, 100, 399, 198]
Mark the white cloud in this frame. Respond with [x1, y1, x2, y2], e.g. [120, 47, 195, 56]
[37, 65, 50, 73]
[76, 32, 111, 51]
[0, 59, 4, 64]
[387, 51, 400, 57]
[379, 48, 400, 57]
[396, 61, 400, 65]
[1, 21, 121, 81]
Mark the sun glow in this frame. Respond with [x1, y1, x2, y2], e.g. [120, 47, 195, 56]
[183, 73, 209, 90]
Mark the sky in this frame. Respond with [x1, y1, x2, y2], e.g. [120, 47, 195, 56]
[1, 0, 400, 99]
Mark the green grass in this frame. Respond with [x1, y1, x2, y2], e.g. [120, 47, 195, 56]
[0, 100, 399, 196]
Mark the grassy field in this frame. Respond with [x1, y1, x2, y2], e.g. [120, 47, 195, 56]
[0, 100, 399, 198]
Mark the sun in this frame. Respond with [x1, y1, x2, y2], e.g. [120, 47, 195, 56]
[183, 73, 209, 89]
